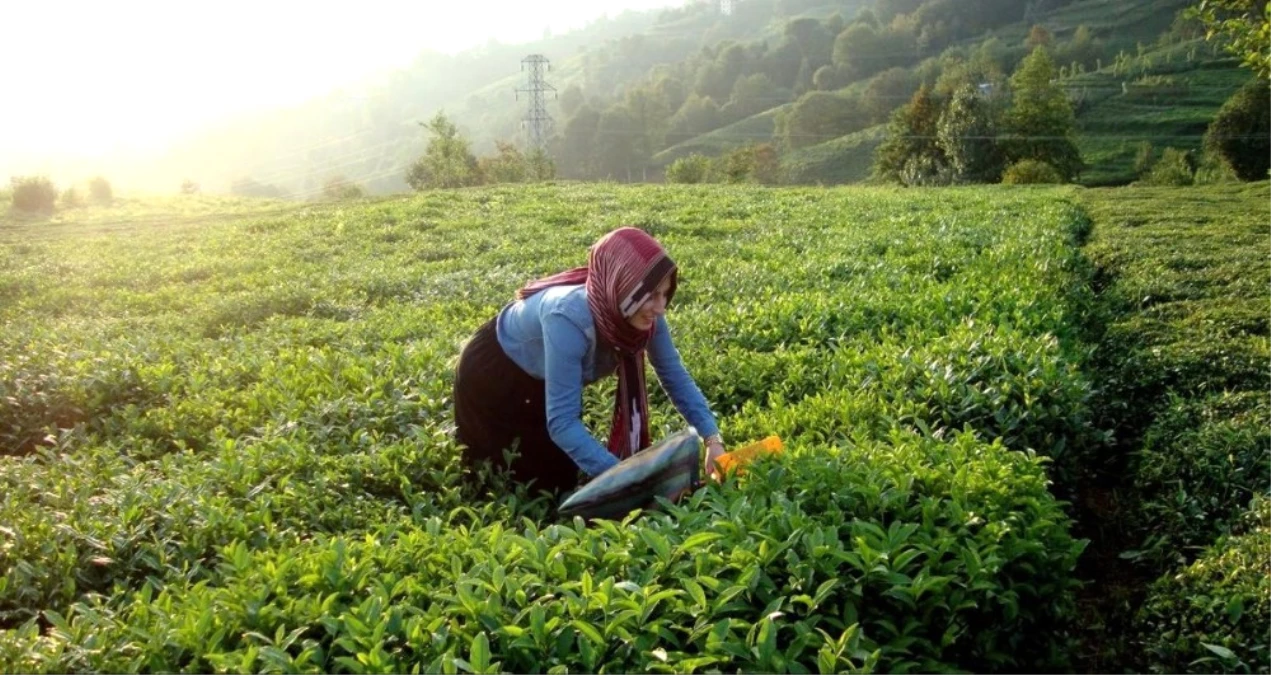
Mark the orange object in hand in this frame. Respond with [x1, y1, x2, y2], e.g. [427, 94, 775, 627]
[713, 435, 783, 477]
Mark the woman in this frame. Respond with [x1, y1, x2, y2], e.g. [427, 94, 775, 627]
[453, 226, 726, 495]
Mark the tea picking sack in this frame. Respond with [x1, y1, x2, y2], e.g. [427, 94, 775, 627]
[558, 429, 701, 520]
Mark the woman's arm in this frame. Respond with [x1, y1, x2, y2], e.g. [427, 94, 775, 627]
[646, 316, 721, 441]
[542, 311, 621, 477]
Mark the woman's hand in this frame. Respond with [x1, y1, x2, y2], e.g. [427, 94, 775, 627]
[704, 434, 726, 480]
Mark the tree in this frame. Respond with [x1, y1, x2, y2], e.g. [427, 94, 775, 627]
[406, 111, 480, 190]
[596, 105, 638, 180]
[778, 91, 869, 149]
[558, 104, 602, 179]
[322, 175, 365, 200]
[863, 67, 918, 123]
[724, 73, 783, 122]
[558, 84, 586, 118]
[525, 148, 557, 181]
[1133, 141, 1156, 178]
[1187, 0, 1270, 80]
[1002, 47, 1083, 181]
[872, 84, 949, 185]
[666, 154, 712, 183]
[938, 84, 1003, 182]
[668, 94, 720, 141]
[477, 141, 529, 184]
[11, 176, 57, 212]
[783, 17, 834, 68]
[833, 23, 888, 81]
[88, 176, 112, 204]
[231, 178, 284, 198]
[623, 87, 672, 160]
[1025, 24, 1054, 50]
[180, 179, 200, 195]
[1203, 78, 1270, 180]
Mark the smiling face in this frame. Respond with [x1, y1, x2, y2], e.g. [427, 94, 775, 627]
[626, 274, 672, 331]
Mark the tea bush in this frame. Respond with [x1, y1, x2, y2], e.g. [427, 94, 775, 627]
[1135, 499, 1271, 674]
[1, 184, 1100, 672]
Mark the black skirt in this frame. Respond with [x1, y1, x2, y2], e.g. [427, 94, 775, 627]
[453, 317, 586, 495]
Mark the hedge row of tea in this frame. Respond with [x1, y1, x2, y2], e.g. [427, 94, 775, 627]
[4, 185, 1094, 672]
[1080, 183, 1270, 674]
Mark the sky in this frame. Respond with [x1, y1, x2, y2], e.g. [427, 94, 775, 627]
[1, 0, 682, 168]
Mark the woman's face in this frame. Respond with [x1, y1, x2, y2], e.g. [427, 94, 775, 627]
[627, 275, 672, 331]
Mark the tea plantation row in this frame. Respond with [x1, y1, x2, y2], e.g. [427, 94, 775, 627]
[1079, 183, 1269, 674]
[0, 184, 1189, 672]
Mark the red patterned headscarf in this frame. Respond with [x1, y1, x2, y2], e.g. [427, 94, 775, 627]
[518, 227, 678, 460]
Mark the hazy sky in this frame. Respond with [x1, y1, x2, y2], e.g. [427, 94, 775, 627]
[2, 0, 681, 164]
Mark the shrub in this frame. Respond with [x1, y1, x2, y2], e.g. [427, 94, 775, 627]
[10, 175, 57, 212]
[1128, 391, 1270, 569]
[230, 178, 284, 199]
[88, 176, 113, 204]
[60, 186, 84, 208]
[1133, 141, 1156, 178]
[1001, 159, 1063, 184]
[1136, 498, 1271, 674]
[321, 175, 365, 201]
[1139, 147, 1195, 186]
[1204, 79, 1271, 181]
[180, 179, 200, 195]
[666, 154, 712, 184]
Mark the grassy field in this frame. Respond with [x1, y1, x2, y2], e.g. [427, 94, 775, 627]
[0, 182, 1265, 673]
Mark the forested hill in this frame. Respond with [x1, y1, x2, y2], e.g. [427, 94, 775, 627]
[144, 0, 1249, 196]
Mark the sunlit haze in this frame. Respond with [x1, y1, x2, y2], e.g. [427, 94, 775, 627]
[1, 0, 680, 170]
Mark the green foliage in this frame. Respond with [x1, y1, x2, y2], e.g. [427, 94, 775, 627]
[9, 176, 57, 212]
[665, 154, 712, 184]
[1203, 78, 1271, 181]
[1002, 47, 1083, 181]
[1133, 141, 1156, 177]
[321, 175, 366, 201]
[1186, 0, 1271, 80]
[1129, 391, 1270, 570]
[872, 85, 949, 185]
[0, 184, 1099, 673]
[778, 91, 868, 150]
[407, 112, 481, 190]
[230, 178, 284, 199]
[476, 142, 528, 185]
[714, 143, 781, 184]
[180, 179, 200, 195]
[1135, 499, 1271, 674]
[833, 23, 887, 81]
[87, 176, 112, 205]
[937, 84, 1003, 183]
[1001, 159, 1064, 184]
[60, 187, 84, 209]
[1138, 147, 1195, 185]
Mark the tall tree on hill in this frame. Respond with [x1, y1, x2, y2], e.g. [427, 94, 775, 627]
[833, 23, 888, 81]
[668, 94, 720, 141]
[1187, 0, 1270, 80]
[724, 73, 784, 123]
[624, 87, 672, 161]
[406, 112, 480, 190]
[872, 84, 949, 185]
[558, 84, 586, 119]
[596, 105, 639, 180]
[938, 83, 1004, 182]
[778, 90, 869, 149]
[783, 17, 834, 69]
[1203, 79, 1270, 180]
[558, 104, 602, 179]
[863, 67, 919, 124]
[1001, 47, 1083, 181]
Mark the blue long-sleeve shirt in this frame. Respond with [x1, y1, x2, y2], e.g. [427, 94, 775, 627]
[495, 284, 720, 476]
